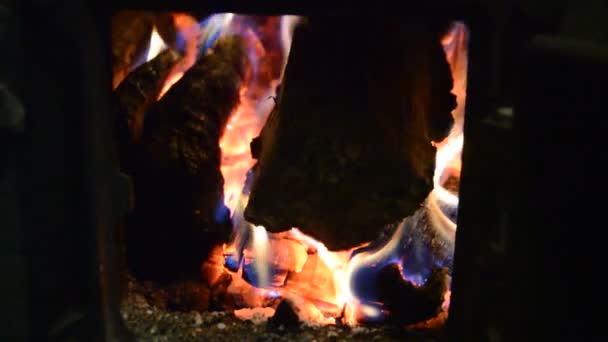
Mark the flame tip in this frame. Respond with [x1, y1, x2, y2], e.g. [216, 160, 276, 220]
[208, 16, 465, 327]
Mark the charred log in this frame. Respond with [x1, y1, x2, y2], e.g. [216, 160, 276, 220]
[111, 11, 181, 89]
[376, 264, 449, 325]
[244, 17, 456, 249]
[111, 11, 155, 89]
[125, 35, 250, 282]
[112, 49, 180, 173]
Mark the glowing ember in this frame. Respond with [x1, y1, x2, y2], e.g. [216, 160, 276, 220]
[211, 19, 467, 326]
[234, 307, 275, 324]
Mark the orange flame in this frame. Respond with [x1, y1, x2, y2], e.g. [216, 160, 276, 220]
[157, 13, 201, 99]
[219, 89, 277, 213]
[428, 22, 468, 237]
[213, 20, 467, 327]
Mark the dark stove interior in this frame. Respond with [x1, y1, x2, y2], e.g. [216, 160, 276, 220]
[3, 0, 608, 341]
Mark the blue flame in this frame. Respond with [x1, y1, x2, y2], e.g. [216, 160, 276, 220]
[224, 253, 241, 272]
[349, 202, 455, 304]
[267, 290, 281, 299]
[211, 17, 465, 325]
[197, 13, 235, 57]
[213, 203, 231, 224]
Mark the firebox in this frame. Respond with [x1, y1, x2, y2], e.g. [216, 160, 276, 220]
[113, 7, 465, 334]
[4, 0, 608, 341]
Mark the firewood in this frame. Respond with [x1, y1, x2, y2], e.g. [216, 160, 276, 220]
[112, 49, 180, 174]
[376, 264, 449, 325]
[125, 35, 250, 282]
[111, 10, 155, 89]
[244, 17, 456, 249]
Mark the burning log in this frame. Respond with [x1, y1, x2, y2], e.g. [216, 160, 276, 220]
[244, 18, 456, 249]
[111, 11, 155, 89]
[125, 35, 250, 282]
[376, 264, 449, 325]
[112, 49, 180, 173]
[111, 11, 184, 89]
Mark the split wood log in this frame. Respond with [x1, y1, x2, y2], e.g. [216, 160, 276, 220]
[112, 49, 180, 174]
[244, 17, 456, 249]
[125, 35, 250, 282]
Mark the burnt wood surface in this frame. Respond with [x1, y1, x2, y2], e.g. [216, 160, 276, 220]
[125, 35, 249, 282]
[376, 264, 449, 325]
[244, 17, 455, 250]
[112, 49, 180, 174]
[111, 11, 179, 89]
[111, 10, 155, 89]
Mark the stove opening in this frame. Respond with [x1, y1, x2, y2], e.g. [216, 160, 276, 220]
[111, 11, 468, 340]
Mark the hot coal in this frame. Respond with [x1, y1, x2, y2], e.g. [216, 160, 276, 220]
[122, 276, 444, 341]
[124, 35, 249, 282]
[244, 17, 456, 250]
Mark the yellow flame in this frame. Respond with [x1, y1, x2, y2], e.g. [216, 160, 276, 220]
[219, 94, 274, 213]
[146, 26, 168, 62]
[289, 228, 356, 306]
[279, 15, 302, 78]
[252, 225, 271, 288]
[428, 21, 468, 233]
[342, 222, 406, 324]
[218, 19, 467, 327]
[157, 13, 236, 100]
[432, 133, 463, 208]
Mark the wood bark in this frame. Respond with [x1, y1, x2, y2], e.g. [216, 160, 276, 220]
[111, 11, 180, 89]
[244, 17, 456, 249]
[125, 35, 249, 282]
[111, 10, 155, 89]
[112, 49, 180, 174]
